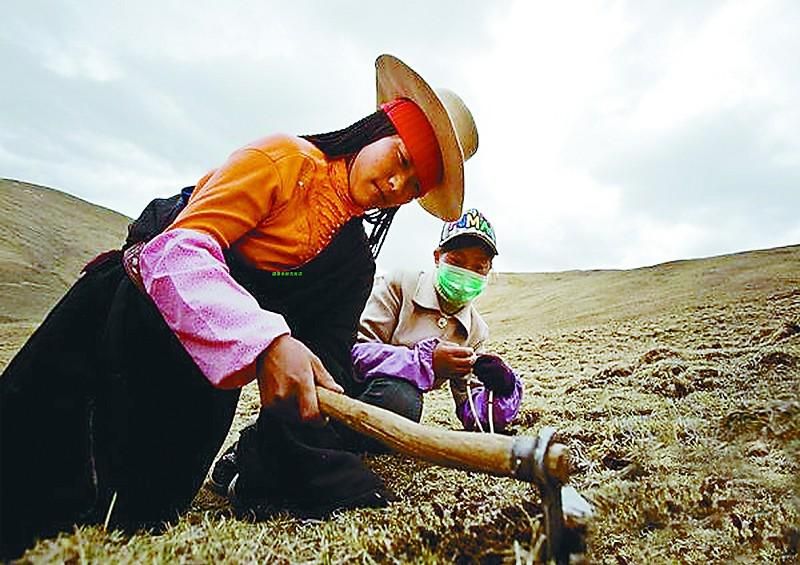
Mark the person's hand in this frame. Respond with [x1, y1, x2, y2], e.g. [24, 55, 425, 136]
[432, 341, 476, 379]
[472, 354, 516, 396]
[256, 334, 344, 423]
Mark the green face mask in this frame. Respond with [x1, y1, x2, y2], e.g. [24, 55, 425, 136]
[435, 262, 488, 309]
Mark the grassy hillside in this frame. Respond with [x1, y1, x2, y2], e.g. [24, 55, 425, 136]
[1, 182, 798, 563]
[477, 245, 800, 335]
[475, 246, 799, 562]
[0, 178, 130, 323]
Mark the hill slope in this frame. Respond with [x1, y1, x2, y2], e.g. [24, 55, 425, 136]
[0, 181, 797, 563]
[0, 178, 130, 323]
[477, 245, 800, 335]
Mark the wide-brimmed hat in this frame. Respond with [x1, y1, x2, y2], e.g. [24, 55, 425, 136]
[439, 208, 498, 255]
[376, 54, 478, 221]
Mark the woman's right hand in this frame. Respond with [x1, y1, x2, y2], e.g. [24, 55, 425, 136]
[256, 334, 344, 423]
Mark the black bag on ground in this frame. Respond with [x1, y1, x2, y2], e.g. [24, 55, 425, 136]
[231, 411, 392, 519]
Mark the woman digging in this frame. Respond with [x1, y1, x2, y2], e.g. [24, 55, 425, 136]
[0, 54, 478, 559]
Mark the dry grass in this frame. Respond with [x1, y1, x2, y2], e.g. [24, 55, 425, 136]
[1, 181, 798, 563]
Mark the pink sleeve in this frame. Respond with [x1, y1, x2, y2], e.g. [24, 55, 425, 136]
[139, 228, 291, 389]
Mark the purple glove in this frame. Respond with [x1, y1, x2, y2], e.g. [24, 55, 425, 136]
[472, 354, 516, 397]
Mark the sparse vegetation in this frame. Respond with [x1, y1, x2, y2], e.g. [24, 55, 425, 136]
[2, 181, 798, 563]
[0, 179, 130, 324]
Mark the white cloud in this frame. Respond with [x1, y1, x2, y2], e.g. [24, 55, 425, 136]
[462, 0, 799, 271]
[618, 218, 709, 269]
[2, 0, 798, 273]
[41, 42, 123, 82]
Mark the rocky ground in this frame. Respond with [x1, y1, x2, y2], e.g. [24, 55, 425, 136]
[2, 244, 798, 563]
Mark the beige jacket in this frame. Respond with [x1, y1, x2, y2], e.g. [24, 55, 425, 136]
[357, 269, 489, 407]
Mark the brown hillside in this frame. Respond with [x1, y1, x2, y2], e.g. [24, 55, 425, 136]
[0, 178, 130, 323]
[1, 180, 798, 562]
[477, 245, 800, 335]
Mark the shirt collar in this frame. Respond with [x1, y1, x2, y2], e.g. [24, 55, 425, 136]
[328, 158, 366, 217]
[413, 270, 473, 335]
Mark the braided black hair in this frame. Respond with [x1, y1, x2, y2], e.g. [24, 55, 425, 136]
[302, 110, 397, 158]
[301, 111, 400, 259]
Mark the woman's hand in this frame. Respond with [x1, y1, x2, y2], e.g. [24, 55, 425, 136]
[432, 341, 476, 379]
[256, 334, 344, 423]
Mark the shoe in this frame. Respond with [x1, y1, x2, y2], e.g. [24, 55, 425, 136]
[219, 414, 395, 519]
[227, 470, 391, 520]
[226, 472, 278, 519]
[207, 442, 238, 496]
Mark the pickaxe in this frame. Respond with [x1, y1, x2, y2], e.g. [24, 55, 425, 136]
[317, 388, 590, 564]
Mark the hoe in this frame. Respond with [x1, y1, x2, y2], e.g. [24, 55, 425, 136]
[318, 388, 592, 564]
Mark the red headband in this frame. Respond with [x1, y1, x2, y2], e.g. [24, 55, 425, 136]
[381, 99, 443, 194]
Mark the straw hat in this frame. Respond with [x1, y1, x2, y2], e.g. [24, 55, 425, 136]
[376, 54, 478, 221]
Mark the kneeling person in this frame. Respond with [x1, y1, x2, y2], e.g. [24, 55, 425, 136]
[352, 208, 522, 437]
[209, 210, 521, 497]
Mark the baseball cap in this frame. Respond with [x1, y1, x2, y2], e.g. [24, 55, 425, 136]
[438, 208, 498, 255]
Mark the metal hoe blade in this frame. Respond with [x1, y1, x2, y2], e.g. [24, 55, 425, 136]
[532, 427, 567, 564]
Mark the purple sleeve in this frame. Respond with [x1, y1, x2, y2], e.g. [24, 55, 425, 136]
[139, 228, 291, 389]
[351, 337, 440, 392]
[458, 374, 523, 432]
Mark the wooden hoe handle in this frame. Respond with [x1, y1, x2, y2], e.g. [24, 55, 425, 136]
[317, 388, 570, 484]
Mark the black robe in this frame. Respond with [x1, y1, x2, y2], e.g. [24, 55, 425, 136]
[0, 198, 378, 559]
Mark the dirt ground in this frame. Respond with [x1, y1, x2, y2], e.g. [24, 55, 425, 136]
[2, 245, 798, 563]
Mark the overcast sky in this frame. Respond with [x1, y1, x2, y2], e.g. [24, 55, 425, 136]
[2, 0, 798, 273]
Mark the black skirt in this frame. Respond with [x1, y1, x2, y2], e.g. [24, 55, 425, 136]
[0, 217, 375, 559]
